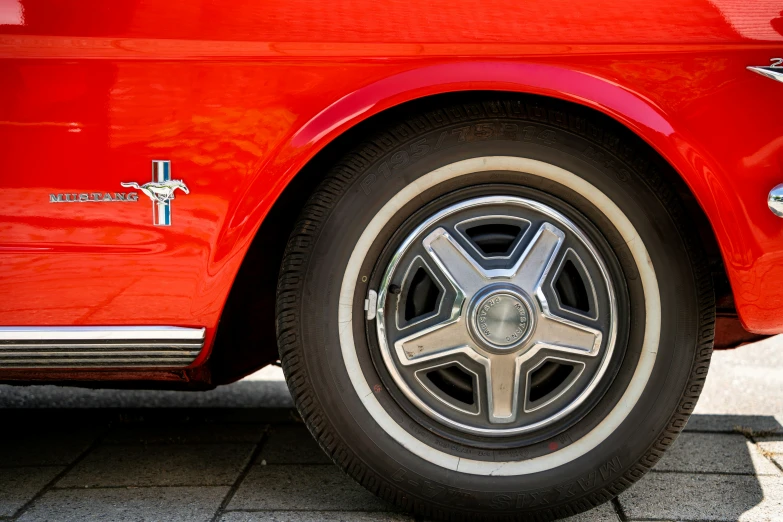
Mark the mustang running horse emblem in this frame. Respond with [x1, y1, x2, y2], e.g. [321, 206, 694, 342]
[122, 160, 189, 226]
[120, 180, 189, 204]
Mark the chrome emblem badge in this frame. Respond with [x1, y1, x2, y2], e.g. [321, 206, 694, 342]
[748, 58, 783, 84]
[121, 160, 189, 226]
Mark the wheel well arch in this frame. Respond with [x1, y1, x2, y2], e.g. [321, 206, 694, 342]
[208, 90, 727, 384]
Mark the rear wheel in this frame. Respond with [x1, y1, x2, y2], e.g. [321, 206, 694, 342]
[277, 98, 714, 520]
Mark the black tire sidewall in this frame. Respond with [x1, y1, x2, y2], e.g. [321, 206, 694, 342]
[289, 113, 703, 515]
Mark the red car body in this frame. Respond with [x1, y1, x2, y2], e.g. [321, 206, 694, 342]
[1, 0, 782, 384]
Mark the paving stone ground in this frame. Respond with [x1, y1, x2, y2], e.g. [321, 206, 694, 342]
[0, 338, 782, 522]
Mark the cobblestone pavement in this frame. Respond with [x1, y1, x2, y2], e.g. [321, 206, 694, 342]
[1, 338, 782, 522]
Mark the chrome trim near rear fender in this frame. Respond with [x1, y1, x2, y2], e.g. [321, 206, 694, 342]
[0, 326, 205, 368]
[0, 326, 205, 341]
[747, 66, 783, 84]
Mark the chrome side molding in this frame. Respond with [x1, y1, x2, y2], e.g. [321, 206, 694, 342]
[747, 65, 783, 84]
[0, 326, 205, 369]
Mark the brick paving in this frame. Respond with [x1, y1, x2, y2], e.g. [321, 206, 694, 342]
[1, 339, 782, 521]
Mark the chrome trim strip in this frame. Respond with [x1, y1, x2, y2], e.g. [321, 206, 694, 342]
[0, 360, 196, 368]
[0, 351, 201, 357]
[0, 343, 203, 348]
[0, 326, 206, 369]
[0, 326, 205, 341]
[747, 66, 783, 84]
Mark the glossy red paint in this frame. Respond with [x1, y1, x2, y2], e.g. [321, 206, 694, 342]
[1, 1, 782, 381]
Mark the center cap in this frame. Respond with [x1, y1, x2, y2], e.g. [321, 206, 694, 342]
[473, 291, 532, 349]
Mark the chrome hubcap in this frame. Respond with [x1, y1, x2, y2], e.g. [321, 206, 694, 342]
[375, 195, 617, 436]
[468, 286, 534, 351]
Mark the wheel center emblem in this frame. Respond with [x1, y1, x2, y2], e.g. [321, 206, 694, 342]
[473, 291, 531, 349]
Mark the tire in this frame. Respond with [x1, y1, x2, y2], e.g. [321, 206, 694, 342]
[276, 96, 714, 521]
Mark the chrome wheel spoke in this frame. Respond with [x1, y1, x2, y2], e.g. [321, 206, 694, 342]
[531, 313, 602, 357]
[510, 223, 565, 293]
[485, 353, 522, 423]
[423, 227, 487, 297]
[394, 319, 469, 365]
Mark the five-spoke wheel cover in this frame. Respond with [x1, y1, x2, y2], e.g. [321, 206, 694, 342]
[374, 195, 618, 436]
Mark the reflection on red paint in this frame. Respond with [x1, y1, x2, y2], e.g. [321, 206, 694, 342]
[0, 0, 782, 383]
